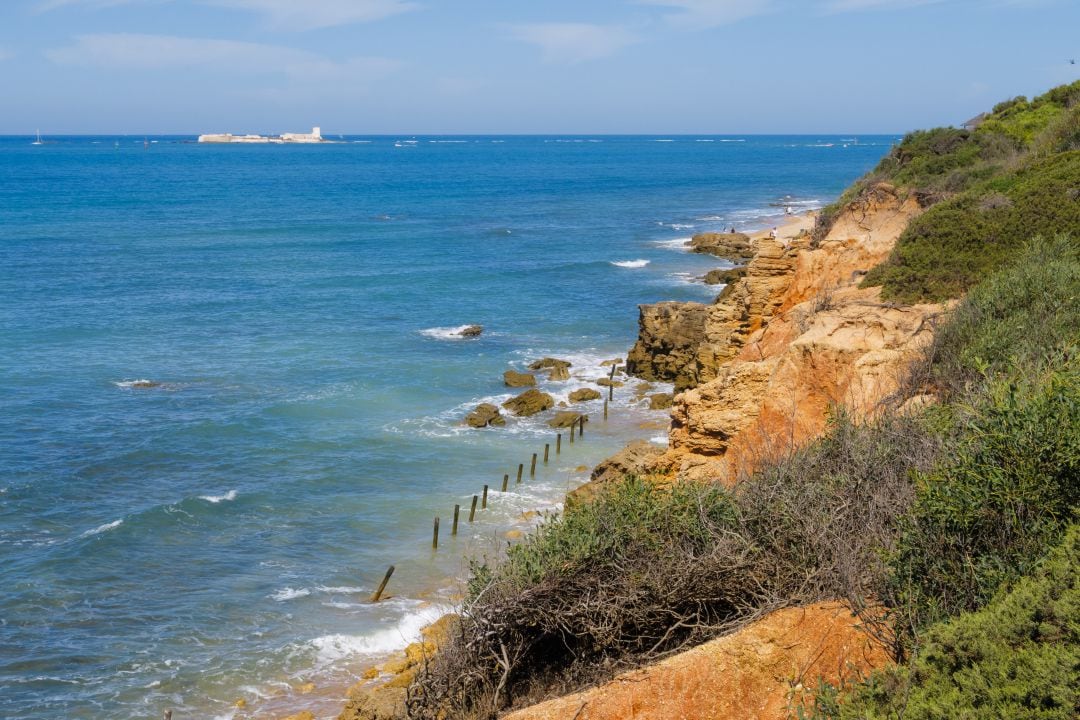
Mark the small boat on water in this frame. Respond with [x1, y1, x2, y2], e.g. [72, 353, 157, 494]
[32, 130, 43, 146]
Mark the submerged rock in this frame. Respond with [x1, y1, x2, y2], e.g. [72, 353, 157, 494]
[465, 403, 506, 428]
[648, 392, 674, 410]
[503, 370, 537, 387]
[502, 389, 555, 417]
[547, 365, 571, 381]
[596, 378, 625, 388]
[547, 411, 587, 428]
[458, 325, 484, 338]
[569, 388, 602, 402]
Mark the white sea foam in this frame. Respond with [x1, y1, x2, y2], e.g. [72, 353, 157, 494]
[315, 585, 366, 594]
[652, 237, 691, 251]
[650, 434, 669, 445]
[419, 325, 481, 341]
[610, 259, 650, 268]
[695, 139, 715, 142]
[653, 139, 674, 142]
[720, 139, 746, 142]
[81, 519, 122, 538]
[113, 379, 156, 389]
[271, 587, 311, 602]
[311, 604, 447, 664]
[199, 490, 237, 504]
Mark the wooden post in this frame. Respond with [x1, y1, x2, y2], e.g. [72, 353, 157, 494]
[516, 463, 523, 484]
[557, 433, 562, 454]
[432, 517, 440, 549]
[544, 443, 550, 464]
[502, 473, 509, 492]
[609, 365, 616, 401]
[569, 422, 574, 444]
[530, 453, 537, 477]
[469, 495, 478, 522]
[604, 399, 608, 420]
[482, 484, 489, 509]
[578, 416, 584, 438]
[452, 504, 460, 535]
[164, 711, 172, 720]
[370, 565, 395, 602]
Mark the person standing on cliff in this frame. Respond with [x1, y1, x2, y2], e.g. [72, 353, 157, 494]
[769, 227, 777, 240]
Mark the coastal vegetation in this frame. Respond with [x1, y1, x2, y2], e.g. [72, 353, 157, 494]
[397, 83, 1080, 720]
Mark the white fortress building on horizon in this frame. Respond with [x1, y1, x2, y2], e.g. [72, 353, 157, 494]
[198, 127, 325, 144]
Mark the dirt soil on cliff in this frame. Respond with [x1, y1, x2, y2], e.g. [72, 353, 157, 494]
[503, 601, 888, 720]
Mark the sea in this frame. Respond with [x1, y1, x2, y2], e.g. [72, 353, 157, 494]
[0, 134, 894, 720]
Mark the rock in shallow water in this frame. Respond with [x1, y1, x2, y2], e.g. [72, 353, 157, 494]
[569, 388, 602, 402]
[648, 392, 674, 410]
[528, 357, 571, 371]
[548, 411, 587, 428]
[457, 324, 483, 337]
[465, 403, 505, 428]
[503, 370, 537, 387]
[502, 389, 555, 416]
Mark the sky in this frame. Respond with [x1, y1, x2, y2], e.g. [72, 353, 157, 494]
[0, 0, 1077, 134]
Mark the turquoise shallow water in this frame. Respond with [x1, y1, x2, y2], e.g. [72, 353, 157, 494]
[0, 135, 893, 719]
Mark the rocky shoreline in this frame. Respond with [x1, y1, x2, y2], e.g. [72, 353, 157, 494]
[313, 189, 943, 720]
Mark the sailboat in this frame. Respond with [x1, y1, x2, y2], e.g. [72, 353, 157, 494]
[32, 130, 43, 146]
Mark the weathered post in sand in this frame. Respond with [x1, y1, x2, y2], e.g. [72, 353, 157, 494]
[482, 484, 489, 509]
[516, 463, 523, 484]
[530, 453, 537, 477]
[502, 473, 509, 492]
[604, 399, 609, 420]
[469, 495, 478, 522]
[544, 443, 550, 463]
[557, 433, 562, 454]
[432, 517, 440, 549]
[371, 565, 395, 602]
[452, 504, 460, 535]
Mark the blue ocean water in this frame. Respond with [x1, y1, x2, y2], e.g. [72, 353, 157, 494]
[0, 135, 892, 719]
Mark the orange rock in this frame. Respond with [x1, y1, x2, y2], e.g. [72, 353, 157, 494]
[503, 602, 889, 720]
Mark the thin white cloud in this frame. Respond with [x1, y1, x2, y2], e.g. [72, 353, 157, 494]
[640, 0, 775, 28]
[823, 0, 947, 11]
[37, 0, 417, 30]
[511, 22, 639, 64]
[45, 33, 400, 82]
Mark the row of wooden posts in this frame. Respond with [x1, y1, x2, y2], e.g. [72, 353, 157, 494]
[370, 366, 619, 603]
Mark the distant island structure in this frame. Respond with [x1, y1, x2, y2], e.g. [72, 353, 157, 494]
[198, 126, 327, 144]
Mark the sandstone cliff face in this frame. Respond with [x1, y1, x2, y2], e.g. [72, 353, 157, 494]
[627, 184, 939, 483]
[503, 602, 889, 720]
[625, 301, 709, 388]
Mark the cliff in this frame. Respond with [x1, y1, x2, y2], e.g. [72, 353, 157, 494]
[628, 184, 942, 483]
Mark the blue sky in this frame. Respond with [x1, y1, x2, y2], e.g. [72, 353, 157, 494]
[1, 0, 1077, 134]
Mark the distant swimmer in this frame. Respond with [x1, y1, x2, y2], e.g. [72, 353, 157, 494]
[785, 206, 793, 215]
[769, 227, 778, 240]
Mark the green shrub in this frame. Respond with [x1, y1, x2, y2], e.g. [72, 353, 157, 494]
[885, 354, 1080, 637]
[862, 153, 1080, 303]
[924, 235, 1080, 396]
[809, 524, 1080, 720]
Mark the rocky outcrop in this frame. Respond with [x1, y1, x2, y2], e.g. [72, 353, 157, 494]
[503, 602, 889, 720]
[648, 392, 674, 410]
[703, 266, 747, 285]
[625, 302, 709, 389]
[528, 357, 571, 371]
[688, 232, 755, 261]
[627, 185, 921, 392]
[502, 389, 555, 417]
[569, 388, 602, 402]
[458, 325, 483, 338]
[464, 403, 505, 428]
[503, 370, 537, 387]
